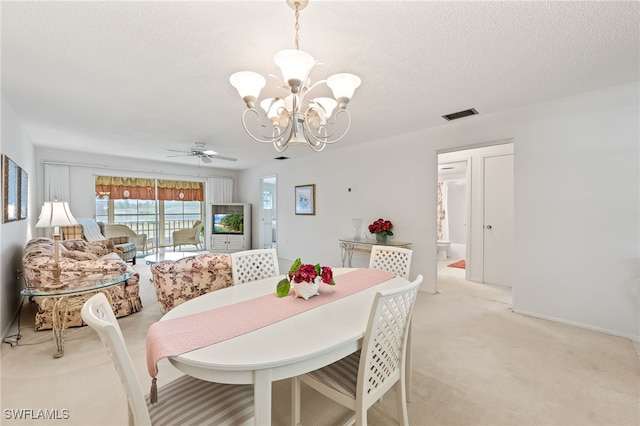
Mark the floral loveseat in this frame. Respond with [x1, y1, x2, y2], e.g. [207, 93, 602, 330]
[22, 238, 142, 330]
[151, 253, 233, 312]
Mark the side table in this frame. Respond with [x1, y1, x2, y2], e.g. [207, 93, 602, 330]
[20, 273, 131, 358]
[338, 238, 411, 267]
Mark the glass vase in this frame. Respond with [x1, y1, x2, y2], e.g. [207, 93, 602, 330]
[352, 218, 363, 241]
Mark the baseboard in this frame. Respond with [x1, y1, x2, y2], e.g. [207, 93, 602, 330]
[514, 308, 640, 343]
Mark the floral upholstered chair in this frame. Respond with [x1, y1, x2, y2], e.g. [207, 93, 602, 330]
[151, 253, 233, 312]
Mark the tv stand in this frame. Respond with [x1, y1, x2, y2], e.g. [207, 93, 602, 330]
[210, 203, 251, 252]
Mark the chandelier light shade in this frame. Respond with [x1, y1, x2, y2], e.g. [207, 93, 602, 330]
[230, 0, 361, 152]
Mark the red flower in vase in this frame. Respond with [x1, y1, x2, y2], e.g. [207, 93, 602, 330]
[368, 218, 394, 237]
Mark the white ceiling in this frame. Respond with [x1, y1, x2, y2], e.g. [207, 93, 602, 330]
[2, 1, 638, 171]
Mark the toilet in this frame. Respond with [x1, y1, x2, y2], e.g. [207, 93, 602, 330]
[437, 240, 450, 260]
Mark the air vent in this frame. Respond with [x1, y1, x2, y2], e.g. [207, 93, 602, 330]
[442, 108, 478, 121]
[274, 156, 289, 160]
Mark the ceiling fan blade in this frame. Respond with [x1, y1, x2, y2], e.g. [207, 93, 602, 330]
[166, 149, 189, 153]
[200, 156, 213, 164]
[166, 154, 190, 158]
[210, 155, 238, 162]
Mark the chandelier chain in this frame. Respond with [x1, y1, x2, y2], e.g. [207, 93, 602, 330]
[294, 2, 300, 50]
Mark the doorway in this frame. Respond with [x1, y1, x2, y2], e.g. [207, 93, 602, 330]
[260, 176, 277, 249]
[436, 142, 514, 288]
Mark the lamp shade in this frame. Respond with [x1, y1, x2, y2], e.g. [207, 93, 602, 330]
[230, 71, 266, 100]
[274, 49, 315, 85]
[326, 73, 361, 101]
[260, 98, 286, 120]
[313, 97, 338, 118]
[35, 201, 78, 228]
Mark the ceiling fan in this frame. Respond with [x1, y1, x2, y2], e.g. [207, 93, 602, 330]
[166, 142, 237, 164]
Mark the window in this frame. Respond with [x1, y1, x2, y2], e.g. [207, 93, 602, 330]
[95, 177, 204, 249]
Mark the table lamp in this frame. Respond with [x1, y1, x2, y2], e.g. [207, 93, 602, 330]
[35, 197, 78, 286]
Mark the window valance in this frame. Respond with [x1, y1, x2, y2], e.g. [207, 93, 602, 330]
[95, 176, 203, 201]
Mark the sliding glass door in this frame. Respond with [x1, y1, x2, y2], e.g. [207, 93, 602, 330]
[95, 177, 204, 251]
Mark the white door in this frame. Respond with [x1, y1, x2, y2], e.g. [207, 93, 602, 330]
[483, 154, 514, 287]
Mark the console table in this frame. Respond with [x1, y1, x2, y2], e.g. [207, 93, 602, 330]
[338, 238, 411, 267]
[20, 273, 130, 358]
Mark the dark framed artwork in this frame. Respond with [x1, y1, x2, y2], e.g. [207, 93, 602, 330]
[3, 155, 19, 222]
[295, 184, 315, 215]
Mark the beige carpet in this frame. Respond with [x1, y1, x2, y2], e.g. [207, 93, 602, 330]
[1, 260, 638, 425]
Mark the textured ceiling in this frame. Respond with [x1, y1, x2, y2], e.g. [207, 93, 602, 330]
[2, 1, 638, 170]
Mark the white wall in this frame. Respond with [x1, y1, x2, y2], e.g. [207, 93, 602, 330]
[1, 96, 36, 337]
[238, 82, 639, 341]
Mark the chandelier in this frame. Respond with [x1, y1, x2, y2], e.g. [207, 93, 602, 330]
[229, 0, 361, 152]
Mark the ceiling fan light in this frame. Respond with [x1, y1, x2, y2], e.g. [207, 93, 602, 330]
[274, 49, 315, 92]
[230, 71, 266, 107]
[202, 149, 218, 156]
[327, 73, 361, 107]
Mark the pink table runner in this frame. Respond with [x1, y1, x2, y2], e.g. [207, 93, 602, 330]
[146, 268, 394, 400]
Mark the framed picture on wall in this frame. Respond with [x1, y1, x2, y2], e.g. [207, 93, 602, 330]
[295, 184, 315, 215]
[2, 155, 19, 223]
[19, 167, 28, 220]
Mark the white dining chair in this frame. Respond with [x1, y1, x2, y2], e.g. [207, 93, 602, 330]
[292, 274, 423, 426]
[230, 248, 280, 285]
[369, 245, 413, 279]
[81, 293, 254, 426]
[369, 245, 415, 402]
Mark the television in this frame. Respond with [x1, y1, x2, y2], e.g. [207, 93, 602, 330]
[213, 213, 244, 234]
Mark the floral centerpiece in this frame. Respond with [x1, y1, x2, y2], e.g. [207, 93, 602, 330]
[276, 258, 335, 300]
[368, 218, 393, 243]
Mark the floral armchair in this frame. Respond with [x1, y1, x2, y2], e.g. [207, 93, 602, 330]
[151, 253, 233, 312]
[22, 238, 142, 331]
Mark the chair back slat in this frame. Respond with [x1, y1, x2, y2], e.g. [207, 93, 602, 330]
[369, 245, 413, 279]
[230, 248, 280, 284]
[358, 275, 422, 408]
[81, 293, 152, 425]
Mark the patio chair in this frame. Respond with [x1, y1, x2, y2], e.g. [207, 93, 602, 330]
[230, 248, 280, 285]
[102, 223, 151, 254]
[172, 221, 204, 251]
[292, 275, 422, 426]
[81, 293, 254, 426]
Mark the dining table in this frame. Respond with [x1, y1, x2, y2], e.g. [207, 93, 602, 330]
[147, 267, 411, 426]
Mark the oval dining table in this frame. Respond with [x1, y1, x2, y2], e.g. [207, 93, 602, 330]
[157, 267, 411, 425]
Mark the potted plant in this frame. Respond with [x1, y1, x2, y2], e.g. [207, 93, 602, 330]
[276, 258, 335, 300]
[368, 218, 393, 243]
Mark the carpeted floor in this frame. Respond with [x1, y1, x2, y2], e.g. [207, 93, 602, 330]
[1, 260, 638, 425]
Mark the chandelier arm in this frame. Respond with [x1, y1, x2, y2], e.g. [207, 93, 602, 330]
[240, 108, 293, 144]
[302, 109, 352, 145]
[301, 121, 327, 152]
[303, 79, 327, 94]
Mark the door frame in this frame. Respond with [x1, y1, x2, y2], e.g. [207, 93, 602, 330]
[436, 140, 514, 287]
[259, 175, 277, 249]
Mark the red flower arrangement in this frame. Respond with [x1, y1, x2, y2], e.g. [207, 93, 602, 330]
[276, 258, 335, 297]
[368, 218, 394, 237]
